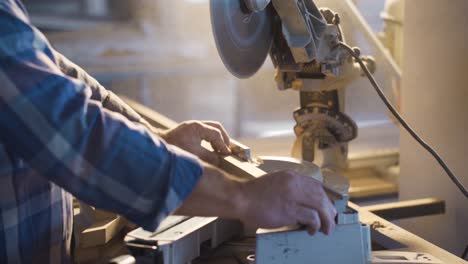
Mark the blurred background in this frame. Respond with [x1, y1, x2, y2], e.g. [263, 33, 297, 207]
[24, 0, 395, 142]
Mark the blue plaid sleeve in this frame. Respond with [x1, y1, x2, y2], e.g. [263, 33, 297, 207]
[0, 5, 203, 230]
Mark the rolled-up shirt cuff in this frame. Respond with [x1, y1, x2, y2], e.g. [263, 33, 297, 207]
[138, 144, 203, 231]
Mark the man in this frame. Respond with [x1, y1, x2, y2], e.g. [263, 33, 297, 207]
[0, 0, 336, 263]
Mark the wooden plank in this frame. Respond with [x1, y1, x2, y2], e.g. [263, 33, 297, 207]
[345, 168, 398, 200]
[362, 198, 445, 221]
[80, 216, 127, 248]
[351, 203, 466, 264]
[124, 95, 266, 180]
[122, 96, 178, 130]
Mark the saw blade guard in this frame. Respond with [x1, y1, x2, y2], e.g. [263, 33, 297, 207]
[210, 0, 273, 78]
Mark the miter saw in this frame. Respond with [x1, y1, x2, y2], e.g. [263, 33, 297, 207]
[211, 1, 374, 263]
[211, 0, 376, 169]
[123, 1, 449, 263]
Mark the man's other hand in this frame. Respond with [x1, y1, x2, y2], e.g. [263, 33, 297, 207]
[239, 170, 337, 235]
[176, 165, 337, 236]
[159, 121, 231, 165]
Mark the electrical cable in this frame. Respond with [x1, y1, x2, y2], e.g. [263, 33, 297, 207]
[339, 42, 468, 200]
[462, 244, 468, 259]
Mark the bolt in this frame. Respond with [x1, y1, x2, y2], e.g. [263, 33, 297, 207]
[353, 47, 361, 56]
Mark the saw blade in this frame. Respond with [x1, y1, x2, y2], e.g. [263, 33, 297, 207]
[210, 0, 273, 78]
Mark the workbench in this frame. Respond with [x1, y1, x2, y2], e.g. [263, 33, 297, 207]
[121, 97, 466, 264]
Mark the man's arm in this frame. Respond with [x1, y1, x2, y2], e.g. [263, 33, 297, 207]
[0, 8, 200, 231]
[176, 165, 337, 235]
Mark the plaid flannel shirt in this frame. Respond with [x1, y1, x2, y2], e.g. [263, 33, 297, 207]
[0, 1, 203, 263]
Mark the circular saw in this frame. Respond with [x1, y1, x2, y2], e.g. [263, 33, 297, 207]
[210, 0, 273, 78]
[210, 0, 376, 165]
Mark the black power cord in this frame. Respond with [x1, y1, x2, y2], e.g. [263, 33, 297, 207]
[341, 43, 468, 259]
[339, 42, 468, 200]
[462, 245, 468, 260]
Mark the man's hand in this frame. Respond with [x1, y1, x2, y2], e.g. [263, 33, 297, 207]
[239, 170, 337, 235]
[175, 165, 337, 236]
[159, 121, 231, 165]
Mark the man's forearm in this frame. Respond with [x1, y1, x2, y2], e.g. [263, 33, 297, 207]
[175, 164, 246, 220]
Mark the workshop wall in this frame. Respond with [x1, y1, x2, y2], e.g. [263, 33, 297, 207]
[399, 0, 468, 255]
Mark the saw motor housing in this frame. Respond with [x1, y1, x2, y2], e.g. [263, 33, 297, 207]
[267, 1, 375, 165]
